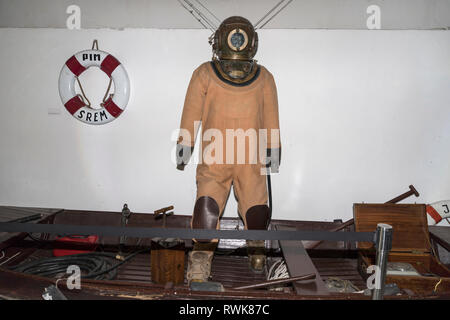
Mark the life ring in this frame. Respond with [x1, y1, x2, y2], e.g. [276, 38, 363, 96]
[58, 49, 130, 125]
[426, 200, 450, 225]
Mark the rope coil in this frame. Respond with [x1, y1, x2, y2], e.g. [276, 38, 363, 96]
[267, 259, 289, 280]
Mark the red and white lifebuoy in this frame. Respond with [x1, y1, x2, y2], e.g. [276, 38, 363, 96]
[426, 200, 450, 225]
[58, 49, 130, 125]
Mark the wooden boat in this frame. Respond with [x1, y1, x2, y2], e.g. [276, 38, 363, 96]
[0, 205, 449, 300]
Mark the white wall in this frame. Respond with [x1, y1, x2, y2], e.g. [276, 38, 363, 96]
[0, 28, 449, 225]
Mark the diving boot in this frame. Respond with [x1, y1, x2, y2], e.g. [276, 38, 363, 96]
[247, 240, 266, 273]
[186, 242, 217, 284]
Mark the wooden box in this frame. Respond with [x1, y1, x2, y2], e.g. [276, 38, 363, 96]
[353, 203, 450, 296]
[150, 240, 185, 285]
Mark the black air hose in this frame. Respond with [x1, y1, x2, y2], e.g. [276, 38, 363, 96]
[9, 250, 145, 280]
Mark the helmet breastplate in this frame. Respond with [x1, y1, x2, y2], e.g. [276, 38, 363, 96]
[212, 59, 259, 86]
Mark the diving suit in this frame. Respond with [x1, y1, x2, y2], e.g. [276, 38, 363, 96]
[176, 16, 281, 283]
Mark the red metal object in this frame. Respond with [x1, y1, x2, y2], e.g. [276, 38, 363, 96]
[53, 235, 98, 257]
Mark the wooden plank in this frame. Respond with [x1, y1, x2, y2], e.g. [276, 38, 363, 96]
[429, 226, 450, 252]
[0, 206, 62, 216]
[0, 206, 62, 243]
[276, 225, 329, 295]
[0, 206, 59, 222]
[429, 226, 450, 266]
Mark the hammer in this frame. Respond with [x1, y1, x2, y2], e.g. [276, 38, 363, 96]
[154, 206, 174, 228]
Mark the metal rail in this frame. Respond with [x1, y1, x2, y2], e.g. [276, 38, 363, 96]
[0, 222, 375, 242]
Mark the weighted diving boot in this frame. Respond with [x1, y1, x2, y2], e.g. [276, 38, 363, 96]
[247, 240, 266, 273]
[245, 205, 271, 273]
[186, 242, 217, 284]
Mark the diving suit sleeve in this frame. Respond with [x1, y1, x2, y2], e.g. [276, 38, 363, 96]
[177, 65, 209, 170]
[263, 71, 281, 172]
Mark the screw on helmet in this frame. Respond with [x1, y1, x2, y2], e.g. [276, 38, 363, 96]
[212, 16, 258, 60]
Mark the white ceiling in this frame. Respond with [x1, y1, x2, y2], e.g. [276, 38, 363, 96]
[1, 0, 450, 29]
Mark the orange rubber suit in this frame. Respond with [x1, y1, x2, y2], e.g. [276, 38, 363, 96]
[177, 62, 280, 232]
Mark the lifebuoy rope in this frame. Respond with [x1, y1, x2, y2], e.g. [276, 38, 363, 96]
[75, 78, 91, 108]
[73, 40, 115, 110]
